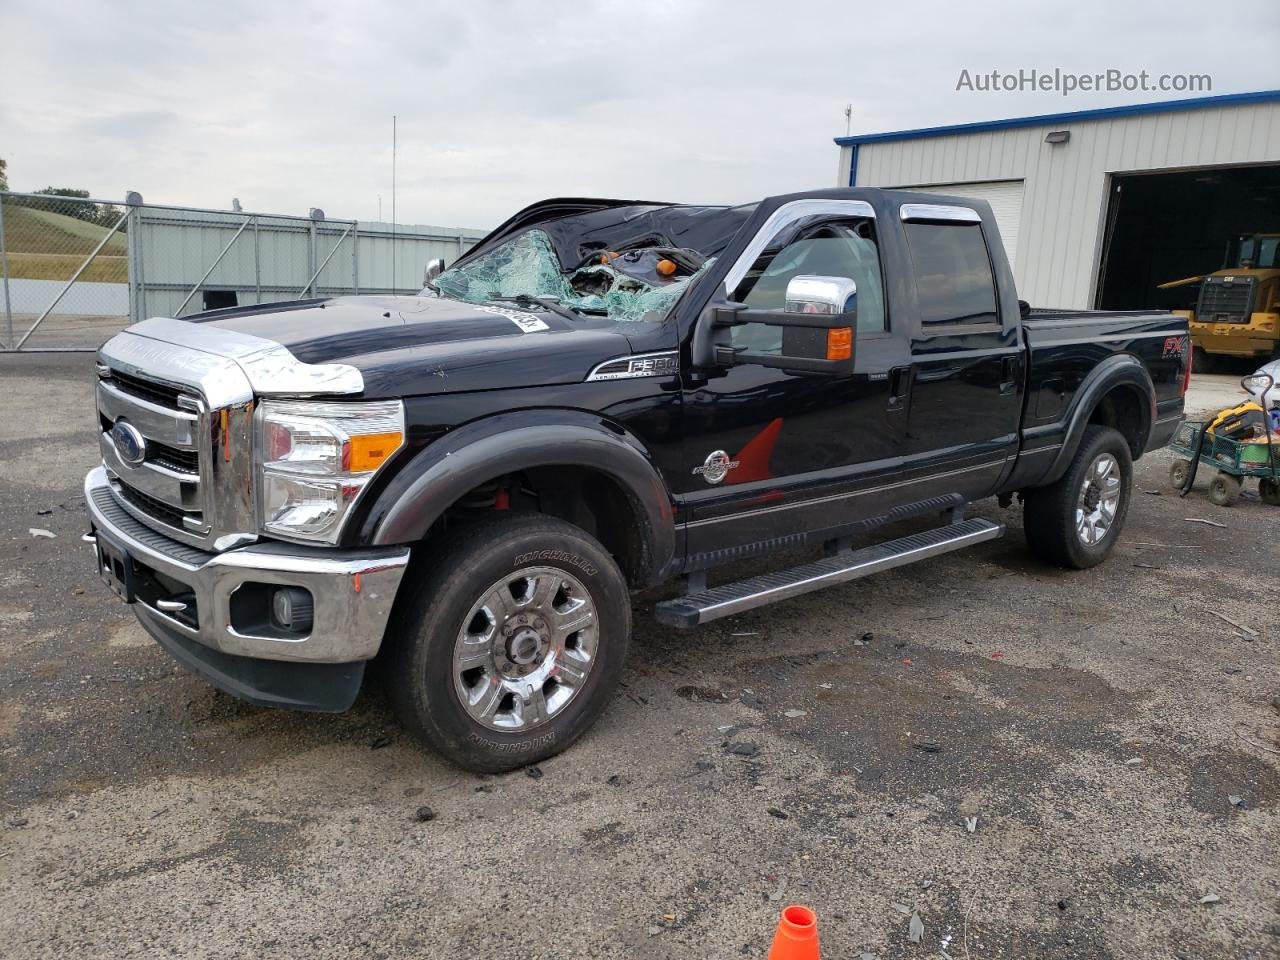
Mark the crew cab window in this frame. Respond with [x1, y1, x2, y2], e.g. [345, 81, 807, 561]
[729, 218, 886, 353]
[904, 222, 999, 327]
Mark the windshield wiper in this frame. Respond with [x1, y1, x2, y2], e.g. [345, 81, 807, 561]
[489, 294, 582, 324]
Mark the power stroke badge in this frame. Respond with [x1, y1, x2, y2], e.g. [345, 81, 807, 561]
[692, 450, 739, 485]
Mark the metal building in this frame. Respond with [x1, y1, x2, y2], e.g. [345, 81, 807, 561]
[835, 90, 1280, 311]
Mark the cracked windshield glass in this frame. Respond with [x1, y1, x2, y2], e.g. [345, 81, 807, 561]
[431, 227, 714, 323]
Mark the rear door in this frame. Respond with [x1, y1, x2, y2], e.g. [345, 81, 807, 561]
[896, 203, 1025, 499]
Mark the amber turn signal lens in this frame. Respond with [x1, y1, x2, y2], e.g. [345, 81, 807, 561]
[826, 327, 852, 361]
[347, 432, 403, 472]
[656, 258, 677, 277]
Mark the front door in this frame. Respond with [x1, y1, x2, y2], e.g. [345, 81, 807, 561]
[678, 202, 911, 557]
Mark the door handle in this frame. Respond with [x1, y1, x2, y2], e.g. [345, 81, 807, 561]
[888, 365, 912, 410]
[999, 356, 1018, 395]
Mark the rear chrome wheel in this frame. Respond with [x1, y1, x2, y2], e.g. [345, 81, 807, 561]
[453, 567, 598, 732]
[1024, 425, 1132, 570]
[1075, 453, 1122, 546]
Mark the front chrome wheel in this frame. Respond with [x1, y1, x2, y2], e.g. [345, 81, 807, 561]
[1075, 453, 1121, 546]
[452, 566, 598, 732]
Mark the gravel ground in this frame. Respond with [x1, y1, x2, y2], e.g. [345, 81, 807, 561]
[1, 354, 1277, 959]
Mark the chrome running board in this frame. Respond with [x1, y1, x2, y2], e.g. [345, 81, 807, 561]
[655, 518, 1004, 629]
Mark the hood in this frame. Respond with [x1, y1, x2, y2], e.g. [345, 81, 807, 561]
[187, 294, 638, 398]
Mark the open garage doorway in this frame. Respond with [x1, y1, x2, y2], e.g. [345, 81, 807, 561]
[1094, 163, 1280, 311]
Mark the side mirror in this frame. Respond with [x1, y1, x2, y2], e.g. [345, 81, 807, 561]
[423, 258, 445, 287]
[785, 275, 857, 315]
[692, 275, 858, 376]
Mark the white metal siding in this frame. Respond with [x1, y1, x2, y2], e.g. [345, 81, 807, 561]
[845, 101, 1280, 309]
[898, 180, 1024, 274]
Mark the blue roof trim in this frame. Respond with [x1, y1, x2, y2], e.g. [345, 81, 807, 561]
[833, 89, 1280, 146]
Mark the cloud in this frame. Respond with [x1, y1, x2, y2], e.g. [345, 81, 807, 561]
[1, 0, 1276, 228]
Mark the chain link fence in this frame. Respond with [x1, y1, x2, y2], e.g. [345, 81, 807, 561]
[0, 191, 485, 351]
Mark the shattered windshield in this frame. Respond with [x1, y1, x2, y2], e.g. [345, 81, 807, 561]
[433, 227, 714, 323]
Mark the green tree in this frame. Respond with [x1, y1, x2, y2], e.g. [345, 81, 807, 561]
[0, 156, 8, 192]
[26, 187, 121, 228]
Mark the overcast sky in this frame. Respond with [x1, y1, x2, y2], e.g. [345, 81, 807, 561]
[2, 1, 1276, 229]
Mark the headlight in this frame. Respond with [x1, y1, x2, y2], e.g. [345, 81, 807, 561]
[256, 399, 405, 543]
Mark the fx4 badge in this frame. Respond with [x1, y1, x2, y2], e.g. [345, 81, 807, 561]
[1162, 335, 1188, 359]
[692, 450, 739, 485]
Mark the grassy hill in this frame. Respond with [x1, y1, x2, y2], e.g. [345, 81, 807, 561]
[3, 203, 127, 282]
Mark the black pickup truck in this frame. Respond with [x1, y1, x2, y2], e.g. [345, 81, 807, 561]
[85, 188, 1189, 771]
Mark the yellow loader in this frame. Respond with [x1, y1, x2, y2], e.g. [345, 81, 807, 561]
[1160, 233, 1280, 372]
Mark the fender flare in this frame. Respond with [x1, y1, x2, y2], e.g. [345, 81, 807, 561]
[364, 409, 677, 586]
[1041, 353, 1156, 486]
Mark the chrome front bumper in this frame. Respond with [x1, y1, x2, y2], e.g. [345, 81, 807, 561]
[84, 466, 410, 665]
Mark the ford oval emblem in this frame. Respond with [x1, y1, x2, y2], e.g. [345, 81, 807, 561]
[110, 419, 147, 467]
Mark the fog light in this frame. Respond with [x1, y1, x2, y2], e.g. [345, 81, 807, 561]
[270, 587, 314, 633]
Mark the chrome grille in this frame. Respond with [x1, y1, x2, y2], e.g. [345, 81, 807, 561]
[98, 371, 209, 541]
[108, 368, 188, 409]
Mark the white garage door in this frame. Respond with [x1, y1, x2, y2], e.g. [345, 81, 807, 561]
[897, 180, 1025, 274]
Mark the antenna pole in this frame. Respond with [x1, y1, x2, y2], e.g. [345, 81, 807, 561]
[391, 115, 397, 293]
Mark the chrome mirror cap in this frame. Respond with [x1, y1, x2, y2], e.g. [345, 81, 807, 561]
[784, 275, 857, 315]
[423, 258, 445, 287]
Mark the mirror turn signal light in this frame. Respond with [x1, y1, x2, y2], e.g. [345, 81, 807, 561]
[826, 327, 853, 361]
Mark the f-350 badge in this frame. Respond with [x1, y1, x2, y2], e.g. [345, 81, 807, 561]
[692, 450, 739, 485]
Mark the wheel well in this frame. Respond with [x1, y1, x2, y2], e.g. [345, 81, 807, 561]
[434, 466, 651, 587]
[1088, 386, 1148, 458]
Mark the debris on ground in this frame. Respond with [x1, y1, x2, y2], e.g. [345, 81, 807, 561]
[647, 925, 661, 936]
[853, 632, 872, 646]
[913, 740, 942, 754]
[783, 709, 807, 719]
[1199, 894, 1221, 905]
[526, 765, 543, 780]
[766, 808, 788, 819]
[890, 903, 912, 917]
[369, 735, 392, 750]
[36, 507, 52, 515]
[1123, 757, 1143, 766]
[606, 774, 624, 786]
[1208, 609, 1258, 639]
[731, 631, 759, 637]
[1183, 517, 1227, 528]
[1229, 795, 1245, 808]
[768, 878, 787, 902]
[818, 682, 833, 689]
[908, 911, 924, 943]
[28, 528, 56, 539]
[964, 816, 978, 833]
[725, 741, 760, 757]
[413, 806, 435, 822]
[694, 759, 715, 771]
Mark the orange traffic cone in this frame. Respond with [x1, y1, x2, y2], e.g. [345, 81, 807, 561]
[768, 905, 820, 960]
